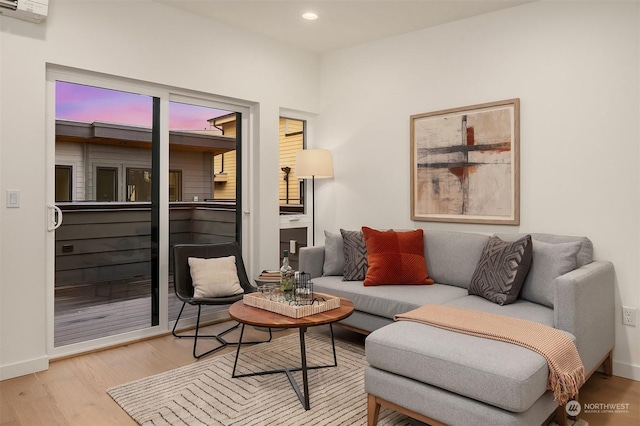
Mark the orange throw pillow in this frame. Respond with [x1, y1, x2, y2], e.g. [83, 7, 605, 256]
[361, 226, 434, 286]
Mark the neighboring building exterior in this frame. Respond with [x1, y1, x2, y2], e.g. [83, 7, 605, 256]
[278, 117, 304, 207]
[211, 114, 304, 208]
[55, 119, 236, 203]
[210, 113, 238, 200]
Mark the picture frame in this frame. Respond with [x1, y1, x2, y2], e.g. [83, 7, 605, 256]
[410, 98, 520, 225]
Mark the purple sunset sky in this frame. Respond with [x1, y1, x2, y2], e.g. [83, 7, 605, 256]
[55, 81, 228, 130]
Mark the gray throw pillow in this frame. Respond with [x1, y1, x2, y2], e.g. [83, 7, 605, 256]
[520, 239, 581, 307]
[468, 235, 533, 305]
[323, 230, 345, 276]
[340, 229, 368, 281]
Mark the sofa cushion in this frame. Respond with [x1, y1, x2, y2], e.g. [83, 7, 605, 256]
[338, 310, 394, 332]
[366, 319, 574, 413]
[340, 229, 368, 281]
[496, 233, 592, 267]
[524, 240, 581, 307]
[444, 295, 555, 327]
[495, 234, 586, 308]
[423, 230, 491, 289]
[468, 235, 533, 305]
[312, 276, 467, 320]
[322, 230, 345, 276]
[361, 227, 434, 286]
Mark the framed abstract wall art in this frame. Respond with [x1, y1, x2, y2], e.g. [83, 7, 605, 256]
[410, 99, 520, 225]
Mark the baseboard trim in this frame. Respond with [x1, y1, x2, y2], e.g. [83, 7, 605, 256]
[0, 355, 49, 381]
[613, 360, 640, 381]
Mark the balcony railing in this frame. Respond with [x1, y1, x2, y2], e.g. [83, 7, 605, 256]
[55, 201, 236, 289]
[54, 201, 236, 347]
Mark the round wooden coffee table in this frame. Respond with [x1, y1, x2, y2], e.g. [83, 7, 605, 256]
[229, 297, 354, 410]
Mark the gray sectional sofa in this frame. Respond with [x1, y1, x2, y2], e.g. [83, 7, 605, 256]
[299, 229, 615, 426]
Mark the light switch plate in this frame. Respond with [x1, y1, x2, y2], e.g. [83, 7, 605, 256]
[6, 190, 20, 208]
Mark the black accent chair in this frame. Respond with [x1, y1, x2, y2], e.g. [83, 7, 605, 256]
[172, 242, 272, 359]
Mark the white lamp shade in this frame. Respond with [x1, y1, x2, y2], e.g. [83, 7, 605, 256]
[294, 149, 333, 179]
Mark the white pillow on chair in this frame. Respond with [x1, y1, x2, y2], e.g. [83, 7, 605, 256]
[188, 256, 244, 298]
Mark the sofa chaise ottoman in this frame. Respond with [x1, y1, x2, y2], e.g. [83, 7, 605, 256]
[299, 229, 615, 425]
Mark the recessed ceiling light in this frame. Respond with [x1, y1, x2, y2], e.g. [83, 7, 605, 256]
[302, 12, 318, 21]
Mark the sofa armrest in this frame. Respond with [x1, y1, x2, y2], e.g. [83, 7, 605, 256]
[299, 246, 325, 279]
[555, 260, 615, 374]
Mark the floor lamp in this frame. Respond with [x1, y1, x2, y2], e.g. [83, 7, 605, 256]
[295, 149, 334, 246]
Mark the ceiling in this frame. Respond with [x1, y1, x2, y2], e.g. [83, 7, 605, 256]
[155, 0, 534, 54]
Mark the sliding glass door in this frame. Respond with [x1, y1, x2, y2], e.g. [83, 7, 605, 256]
[49, 73, 247, 351]
[167, 100, 240, 323]
[53, 81, 158, 347]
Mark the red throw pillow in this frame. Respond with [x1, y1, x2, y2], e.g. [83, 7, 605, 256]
[361, 226, 435, 286]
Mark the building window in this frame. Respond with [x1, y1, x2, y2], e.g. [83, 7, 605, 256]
[55, 165, 73, 202]
[125, 169, 182, 202]
[96, 167, 118, 202]
[169, 170, 182, 202]
[127, 168, 151, 202]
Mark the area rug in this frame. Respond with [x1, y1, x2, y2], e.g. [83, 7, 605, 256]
[107, 333, 417, 425]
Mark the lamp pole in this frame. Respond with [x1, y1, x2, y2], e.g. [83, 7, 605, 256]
[311, 175, 316, 245]
[294, 149, 333, 247]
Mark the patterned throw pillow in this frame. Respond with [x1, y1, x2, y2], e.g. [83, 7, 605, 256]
[340, 229, 368, 281]
[361, 226, 434, 286]
[468, 235, 533, 305]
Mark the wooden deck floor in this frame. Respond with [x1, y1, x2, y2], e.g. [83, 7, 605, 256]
[54, 279, 227, 347]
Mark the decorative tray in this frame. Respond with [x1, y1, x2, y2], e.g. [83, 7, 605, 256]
[243, 292, 341, 319]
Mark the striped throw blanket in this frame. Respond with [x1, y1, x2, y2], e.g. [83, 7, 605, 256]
[395, 305, 585, 405]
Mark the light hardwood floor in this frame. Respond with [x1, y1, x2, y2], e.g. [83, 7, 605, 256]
[1, 321, 638, 426]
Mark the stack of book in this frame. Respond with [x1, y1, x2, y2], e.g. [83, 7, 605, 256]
[258, 270, 281, 281]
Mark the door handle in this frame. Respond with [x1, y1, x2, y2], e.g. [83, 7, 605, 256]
[48, 205, 62, 231]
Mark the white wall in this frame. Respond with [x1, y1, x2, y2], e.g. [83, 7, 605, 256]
[0, 0, 320, 379]
[317, 1, 640, 380]
[2, 0, 639, 383]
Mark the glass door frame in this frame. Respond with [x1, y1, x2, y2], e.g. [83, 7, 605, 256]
[46, 65, 252, 358]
